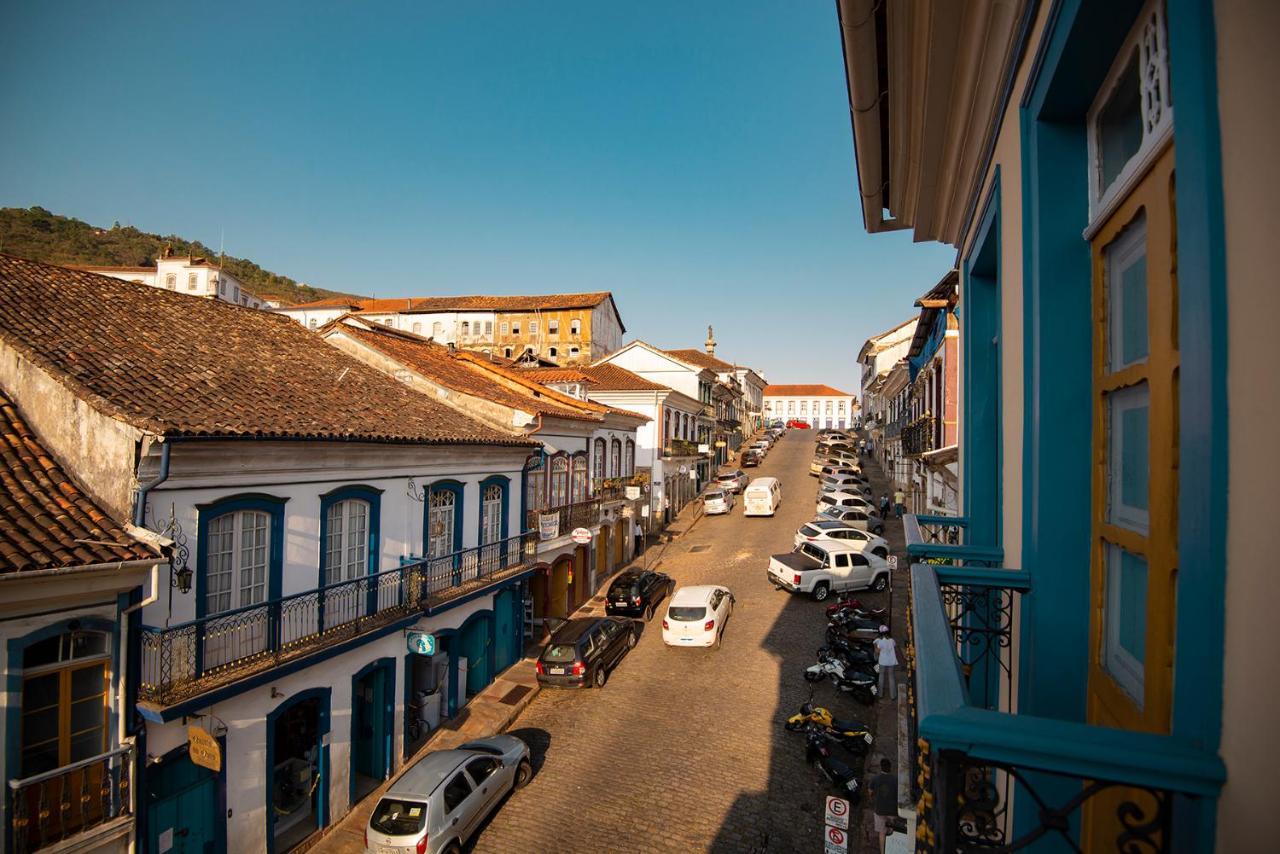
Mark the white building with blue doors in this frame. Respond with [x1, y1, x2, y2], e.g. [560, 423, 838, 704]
[0, 256, 542, 854]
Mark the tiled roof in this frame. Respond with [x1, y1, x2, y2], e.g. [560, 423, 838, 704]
[335, 324, 600, 422]
[0, 391, 158, 573]
[664, 349, 736, 373]
[291, 292, 615, 313]
[69, 264, 157, 273]
[577, 364, 668, 392]
[0, 255, 532, 446]
[764, 384, 855, 397]
[515, 368, 600, 385]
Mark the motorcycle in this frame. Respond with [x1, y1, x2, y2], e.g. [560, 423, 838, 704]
[828, 609, 884, 634]
[784, 702, 874, 753]
[802, 659, 878, 705]
[817, 643, 876, 671]
[825, 597, 888, 621]
[805, 724, 863, 799]
[826, 623, 881, 648]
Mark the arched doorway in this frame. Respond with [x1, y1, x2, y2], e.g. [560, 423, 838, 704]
[350, 659, 394, 805]
[549, 557, 571, 619]
[493, 588, 519, 673]
[266, 688, 330, 853]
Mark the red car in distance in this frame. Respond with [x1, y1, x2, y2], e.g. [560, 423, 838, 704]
[786, 419, 811, 429]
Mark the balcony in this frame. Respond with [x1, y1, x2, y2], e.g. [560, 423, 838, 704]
[8, 745, 133, 854]
[139, 533, 535, 708]
[525, 499, 602, 537]
[903, 516, 1224, 851]
[663, 438, 701, 458]
[592, 474, 647, 503]
[885, 410, 910, 439]
[902, 414, 937, 456]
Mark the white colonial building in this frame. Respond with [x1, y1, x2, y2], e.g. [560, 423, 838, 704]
[856, 317, 918, 437]
[0, 257, 544, 854]
[763, 384, 857, 430]
[74, 248, 267, 309]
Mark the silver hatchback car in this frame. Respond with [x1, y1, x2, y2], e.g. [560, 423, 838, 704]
[365, 735, 531, 853]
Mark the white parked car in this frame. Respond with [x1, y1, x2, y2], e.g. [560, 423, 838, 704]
[662, 585, 735, 648]
[702, 489, 735, 515]
[715, 470, 750, 493]
[816, 490, 875, 515]
[794, 520, 890, 558]
[820, 474, 871, 495]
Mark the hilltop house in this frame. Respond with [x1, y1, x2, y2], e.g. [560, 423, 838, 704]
[73, 247, 266, 309]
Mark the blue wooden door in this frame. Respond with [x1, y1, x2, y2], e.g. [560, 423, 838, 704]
[147, 751, 217, 854]
[493, 589, 517, 673]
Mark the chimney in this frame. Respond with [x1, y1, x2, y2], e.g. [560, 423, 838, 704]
[705, 324, 716, 356]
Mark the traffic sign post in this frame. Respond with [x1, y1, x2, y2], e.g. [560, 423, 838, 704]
[823, 824, 848, 853]
[824, 796, 850, 830]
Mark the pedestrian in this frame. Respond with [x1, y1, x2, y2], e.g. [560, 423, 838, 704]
[870, 757, 899, 852]
[880, 493, 891, 519]
[893, 488, 906, 518]
[874, 626, 898, 701]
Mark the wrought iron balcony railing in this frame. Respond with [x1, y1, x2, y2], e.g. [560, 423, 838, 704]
[902, 415, 937, 456]
[525, 499, 602, 536]
[139, 532, 535, 707]
[902, 516, 1224, 851]
[592, 475, 646, 502]
[903, 514, 1005, 567]
[8, 745, 133, 854]
[663, 438, 701, 458]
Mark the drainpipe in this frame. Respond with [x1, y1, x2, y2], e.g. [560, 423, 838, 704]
[132, 439, 171, 527]
[117, 558, 162, 821]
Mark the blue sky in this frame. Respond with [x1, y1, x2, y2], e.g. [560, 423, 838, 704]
[0, 0, 953, 395]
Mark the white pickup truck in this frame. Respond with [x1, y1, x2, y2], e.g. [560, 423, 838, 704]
[767, 541, 890, 601]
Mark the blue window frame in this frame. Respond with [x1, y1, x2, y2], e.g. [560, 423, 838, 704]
[424, 480, 465, 558]
[196, 494, 287, 621]
[478, 475, 510, 545]
[962, 174, 1002, 550]
[318, 485, 383, 587]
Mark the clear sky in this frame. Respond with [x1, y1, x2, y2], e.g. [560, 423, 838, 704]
[0, 0, 954, 396]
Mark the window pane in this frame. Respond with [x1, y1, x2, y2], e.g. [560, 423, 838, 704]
[1107, 383, 1150, 533]
[1104, 543, 1147, 704]
[1098, 51, 1143, 192]
[1106, 213, 1148, 370]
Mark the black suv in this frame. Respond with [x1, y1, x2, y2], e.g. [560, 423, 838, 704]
[535, 617, 637, 689]
[605, 569, 674, 620]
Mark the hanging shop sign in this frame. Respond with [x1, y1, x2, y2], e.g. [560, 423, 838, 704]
[698, 443, 710, 454]
[406, 631, 436, 656]
[539, 513, 560, 541]
[187, 726, 222, 773]
[715, 440, 727, 448]
[625, 486, 642, 500]
[570, 527, 593, 544]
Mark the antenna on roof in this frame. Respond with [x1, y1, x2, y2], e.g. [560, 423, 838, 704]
[218, 228, 225, 269]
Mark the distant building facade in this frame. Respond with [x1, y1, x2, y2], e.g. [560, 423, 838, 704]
[74, 248, 266, 308]
[763, 384, 856, 430]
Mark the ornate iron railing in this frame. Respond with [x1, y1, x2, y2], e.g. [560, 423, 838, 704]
[592, 475, 646, 502]
[139, 533, 535, 707]
[904, 514, 1004, 567]
[663, 438, 701, 458]
[525, 499, 602, 536]
[886, 411, 910, 438]
[903, 415, 937, 456]
[8, 745, 133, 853]
[909, 560, 1224, 852]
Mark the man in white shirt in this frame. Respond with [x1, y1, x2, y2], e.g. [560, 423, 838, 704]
[873, 626, 899, 701]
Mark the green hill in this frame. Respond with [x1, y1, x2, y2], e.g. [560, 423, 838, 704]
[0, 206, 360, 305]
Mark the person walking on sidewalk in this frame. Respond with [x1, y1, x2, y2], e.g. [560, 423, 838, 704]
[870, 757, 900, 853]
[880, 493, 891, 519]
[893, 488, 906, 518]
[874, 626, 898, 701]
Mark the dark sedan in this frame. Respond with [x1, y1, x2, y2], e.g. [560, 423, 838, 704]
[535, 617, 637, 689]
[605, 569, 674, 619]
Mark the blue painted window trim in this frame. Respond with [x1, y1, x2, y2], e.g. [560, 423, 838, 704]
[195, 493, 288, 621]
[478, 475, 511, 543]
[961, 171, 1003, 550]
[4, 615, 120, 851]
[264, 687, 331, 854]
[318, 485, 384, 586]
[424, 480, 467, 570]
[348, 658, 396, 808]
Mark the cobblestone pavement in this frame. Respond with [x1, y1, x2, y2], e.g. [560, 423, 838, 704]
[468, 430, 906, 853]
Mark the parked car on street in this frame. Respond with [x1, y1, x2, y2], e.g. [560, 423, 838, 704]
[716, 470, 750, 493]
[703, 488, 736, 515]
[767, 541, 890, 601]
[744, 477, 782, 516]
[816, 491, 876, 515]
[605, 569, 674, 619]
[794, 520, 890, 558]
[365, 735, 532, 854]
[786, 419, 811, 429]
[662, 585, 735, 648]
[535, 617, 638, 688]
[750, 440, 771, 456]
[742, 450, 762, 467]
[816, 505, 885, 534]
[819, 464, 864, 480]
[820, 474, 872, 497]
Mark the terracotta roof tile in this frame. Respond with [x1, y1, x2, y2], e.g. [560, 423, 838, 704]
[577, 364, 668, 391]
[0, 255, 532, 446]
[515, 368, 600, 385]
[664, 349, 737, 373]
[0, 391, 158, 572]
[335, 324, 599, 422]
[764, 384, 855, 397]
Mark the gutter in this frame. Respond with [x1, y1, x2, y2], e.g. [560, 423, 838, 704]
[132, 439, 171, 526]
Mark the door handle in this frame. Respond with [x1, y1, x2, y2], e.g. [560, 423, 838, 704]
[452, 817, 459, 826]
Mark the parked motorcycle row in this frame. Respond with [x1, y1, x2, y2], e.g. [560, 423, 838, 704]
[783, 591, 890, 800]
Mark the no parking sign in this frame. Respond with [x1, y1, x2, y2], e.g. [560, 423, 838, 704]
[824, 796, 850, 829]
[823, 824, 848, 853]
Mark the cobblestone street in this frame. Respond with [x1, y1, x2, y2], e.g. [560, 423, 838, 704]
[468, 431, 905, 853]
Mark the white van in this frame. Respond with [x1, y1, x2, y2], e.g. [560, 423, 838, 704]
[743, 477, 782, 517]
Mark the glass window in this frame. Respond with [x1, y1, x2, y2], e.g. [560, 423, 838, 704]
[443, 773, 473, 813]
[592, 438, 606, 481]
[1104, 543, 1148, 704]
[206, 510, 269, 615]
[512, 323, 520, 335]
[164, 273, 176, 288]
[1107, 383, 1150, 533]
[549, 320, 559, 335]
[501, 321, 509, 335]
[461, 321, 470, 336]
[324, 498, 370, 584]
[550, 457, 569, 507]
[529, 321, 538, 335]
[1097, 52, 1143, 192]
[570, 456, 588, 502]
[370, 799, 427, 836]
[433, 321, 443, 337]
[428, 489, 457, 558]
[1107, 213, 1149, 370]
[624, 440, 635, 475]
[667, 606, 707, 622]
[610, 440, 622, 477]
[466, 757, 501, 783]
[549, 347, 558, 358]
[187, 272, 198, 290]
[570, 319, 581, 335]
[412, 322, 422, 334]
[485, 321, 493, 335]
